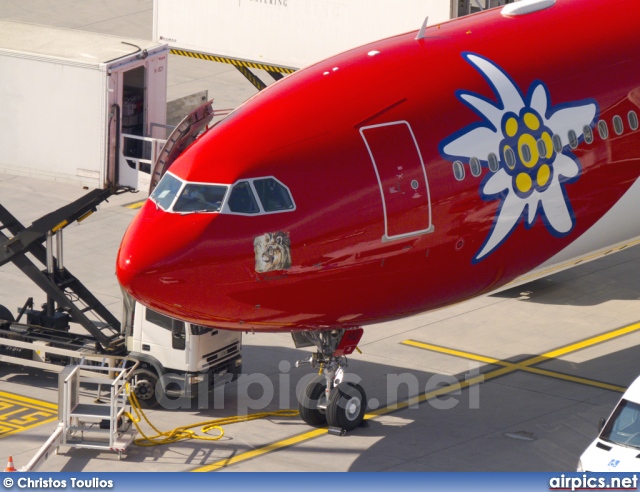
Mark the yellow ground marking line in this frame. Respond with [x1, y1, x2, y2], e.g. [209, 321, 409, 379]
[0, 416, 59, 439]
[0, 391, 57, 410]
[124, 200, 146, 209]
[194, 321, 638, 471]
[402, 340, 627, 393]
[0, 391, 58, 439]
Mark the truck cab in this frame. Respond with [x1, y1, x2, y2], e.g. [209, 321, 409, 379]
[579, 376, 640, 472]
[124, 299, 242, 407]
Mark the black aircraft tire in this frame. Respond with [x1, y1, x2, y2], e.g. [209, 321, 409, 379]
[298, 375, 329, 427]
[326, 381, 367, 432]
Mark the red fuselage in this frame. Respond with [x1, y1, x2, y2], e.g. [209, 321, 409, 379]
[117, 0, 640, 331]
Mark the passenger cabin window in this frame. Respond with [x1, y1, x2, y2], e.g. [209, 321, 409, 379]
[629, 111, 639, 131]
[504, 147, 516, 169]
[537, 138, 548, 157]
[469, 158, 481, 177]
[598, 120, 609, 139]
[453, 161, 465, 181]
[568, 130, 578, 149]
[487, 153, 499, 173]
[228, 181, 260, 214]
[613, 115, 624, 135]
[520, 143, 532, 164]
[150, 173, 183, 211]
[173, 183, 227, 213]
[254, 178, 294, 212]
[583, 125, 594, 144]
[552, 134, 563, 153]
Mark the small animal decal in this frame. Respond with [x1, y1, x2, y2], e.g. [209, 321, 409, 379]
[254, 232, 292, 273]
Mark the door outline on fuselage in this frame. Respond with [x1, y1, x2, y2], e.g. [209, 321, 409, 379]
[360, 121, 434, 241]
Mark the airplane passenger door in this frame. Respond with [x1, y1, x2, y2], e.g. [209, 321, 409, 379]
[360, 121, 434, 241]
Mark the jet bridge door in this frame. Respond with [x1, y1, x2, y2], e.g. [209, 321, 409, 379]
[360, 121, 433, 241]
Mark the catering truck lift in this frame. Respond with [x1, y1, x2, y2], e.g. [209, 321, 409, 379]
[0, 20, 170, 190]
[152, 0, 512, 90]
[0, 20, 242, 408]
[0, 186, 242, 408]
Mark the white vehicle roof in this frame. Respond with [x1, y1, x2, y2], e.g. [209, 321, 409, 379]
[0, 20, 164, 66]
[623, 376, 640, 403]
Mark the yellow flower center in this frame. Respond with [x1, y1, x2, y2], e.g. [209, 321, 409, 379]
[516, 173, 532, 193]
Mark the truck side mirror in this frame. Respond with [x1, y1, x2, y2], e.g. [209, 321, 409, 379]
[171, 321, 186, 351]
[598, 417, 606, 433]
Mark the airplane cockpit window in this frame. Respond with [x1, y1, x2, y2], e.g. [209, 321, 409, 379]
[173, 183, 227, 213]
[254, 178, 294, 212]
[150, 172, 183, 211]
[222, 177, 295, 215]
[228, 181, 260, 214]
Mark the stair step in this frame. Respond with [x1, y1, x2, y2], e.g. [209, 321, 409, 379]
[68, 425, 112, 433]
[69, 403, 111, 419]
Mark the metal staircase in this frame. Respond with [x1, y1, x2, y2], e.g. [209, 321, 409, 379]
[20, 361, 138, 470]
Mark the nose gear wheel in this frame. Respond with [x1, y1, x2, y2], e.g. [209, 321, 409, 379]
[295, 328, 367, 432]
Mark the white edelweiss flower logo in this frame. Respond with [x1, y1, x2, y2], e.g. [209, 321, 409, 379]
[440, 53, 598, 262]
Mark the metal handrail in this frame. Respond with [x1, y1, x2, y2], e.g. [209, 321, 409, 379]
[121, 133, 167, 172]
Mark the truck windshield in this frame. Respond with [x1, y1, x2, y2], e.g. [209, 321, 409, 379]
[600, 399, 640, 449]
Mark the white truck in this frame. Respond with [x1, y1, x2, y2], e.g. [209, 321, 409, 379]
[0, 294, 242, 409]
[578, 375, 640, 472]
[0, 170, 241, 408]
[123, 296, 242, 407]
[0, 20, 169, 191]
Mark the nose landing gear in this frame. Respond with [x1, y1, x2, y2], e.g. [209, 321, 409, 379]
[294, 328, 367, 433]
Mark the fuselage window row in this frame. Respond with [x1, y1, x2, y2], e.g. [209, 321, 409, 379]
[453, 111, 639, 181]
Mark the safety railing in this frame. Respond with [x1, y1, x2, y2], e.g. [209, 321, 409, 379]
[59, 361, 138, 459]
[121, 133, 167, 175]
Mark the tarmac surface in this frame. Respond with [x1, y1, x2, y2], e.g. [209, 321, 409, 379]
[0, 0, 640, 473]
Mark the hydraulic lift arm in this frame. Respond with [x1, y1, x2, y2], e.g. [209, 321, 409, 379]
[0, 187, 124, 351]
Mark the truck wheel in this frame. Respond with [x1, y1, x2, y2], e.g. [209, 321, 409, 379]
[131, 368, 159, 409]
[0, 304, 14, 328]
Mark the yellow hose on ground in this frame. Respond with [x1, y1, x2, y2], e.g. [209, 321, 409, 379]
[124, 383, 299, 447]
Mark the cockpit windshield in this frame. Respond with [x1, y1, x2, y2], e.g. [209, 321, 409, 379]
[150, 172, 294, 216]
[174, 183, 227, 213]
[150, 172, 228, 213]
[150, 173, 182, 211]
[254, 178, 294, 212]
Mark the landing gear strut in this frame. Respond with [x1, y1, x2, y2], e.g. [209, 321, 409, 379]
[294, 328, 367, 432]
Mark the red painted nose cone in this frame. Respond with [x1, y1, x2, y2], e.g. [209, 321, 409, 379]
[116, 201, 213, 309]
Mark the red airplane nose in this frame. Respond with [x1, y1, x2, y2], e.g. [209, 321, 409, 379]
[116, 201, 213, 310]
